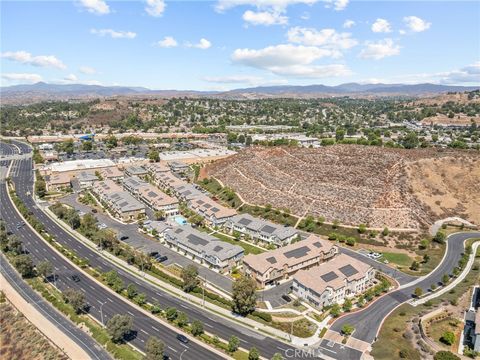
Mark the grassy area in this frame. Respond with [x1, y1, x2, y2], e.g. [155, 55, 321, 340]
[211, 232, 265, 255]
[371, 252, 480, 360]
[381, 252, 414, 267]
[427, 317, 462, 352]
[0, 300, 68, 360]
[274, 318, 317, 338]
[239, 203, 298, 227]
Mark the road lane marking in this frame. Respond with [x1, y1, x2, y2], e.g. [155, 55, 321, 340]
[168, 347, 178, 353]
[151, 326, 159, 331]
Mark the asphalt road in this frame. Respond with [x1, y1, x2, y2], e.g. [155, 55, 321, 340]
[0, 144, 224, 360]
[4, 140, 330, 360]
[331, 231, 480, 343]
[0, 252, 112, 360]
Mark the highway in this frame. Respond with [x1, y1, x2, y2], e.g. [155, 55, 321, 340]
[0, 141, 224, 360]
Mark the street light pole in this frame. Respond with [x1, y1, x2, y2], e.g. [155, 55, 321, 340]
[202, 275, 207, 307]
[100, 302, 106, 326]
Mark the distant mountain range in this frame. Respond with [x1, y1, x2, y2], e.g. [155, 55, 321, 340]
[1, 81, 478, 104]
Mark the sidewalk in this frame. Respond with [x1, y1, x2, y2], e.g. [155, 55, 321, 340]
[0, 270, 93, 360]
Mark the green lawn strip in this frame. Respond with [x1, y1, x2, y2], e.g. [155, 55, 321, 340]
[381, 252, 413, 267]
[210, 231, 265, 255]
[371, 253, 480, 360]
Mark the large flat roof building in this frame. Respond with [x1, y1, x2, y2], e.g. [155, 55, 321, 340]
[243, 234, 338, 288]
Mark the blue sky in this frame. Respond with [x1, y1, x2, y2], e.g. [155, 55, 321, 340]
[1, 0, 479, 90]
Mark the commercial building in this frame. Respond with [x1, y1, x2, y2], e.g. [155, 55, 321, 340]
[225, 213, 299, 246]
[123, 176, 179, 216]
[243, 235, 338, 288]
[163, 226, 244, 272]
[46, 173, 71, 191]
[189, 195, 237, 227]
[292, 254, 375, 309]
[92, 179, 145, 221]
[43, 158, 115, 173]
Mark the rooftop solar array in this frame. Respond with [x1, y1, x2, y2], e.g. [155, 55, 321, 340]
[312, 241, 323, 248]
[238, 217, 252, 226]
[266, 256, 277, 264]
[320, 271, 339, 282]
[338, 264, 358, 277]
[284, 246, 309, 259]
[213, 245, 223, 252]
[261, 225, 276, 234]
[187, 234, 208, 246]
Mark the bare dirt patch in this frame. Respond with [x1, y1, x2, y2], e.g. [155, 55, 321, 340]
[203, 145, 479, 229]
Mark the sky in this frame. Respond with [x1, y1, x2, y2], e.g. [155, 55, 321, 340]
[1, 0, 479, 90]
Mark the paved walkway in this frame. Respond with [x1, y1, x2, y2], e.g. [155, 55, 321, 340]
[430, 217, 478, 236]
[0, 253, 109, 360]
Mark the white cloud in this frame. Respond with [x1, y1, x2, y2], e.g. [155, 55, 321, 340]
[324, 0, 348, 11]
[63, 74, 78, 82]
[79, 66, 97, 74]
[243, 10, 288, 26]
[438, 62, 480, 84]
[343, 19, 355, 29]
[403, 16, 431, 33]
[79, 0, 110, 15]
[359, 38, 400, 60]
[231, 44, 350, 78]
[2, 73, 43, 83]
[90, 28, 137, 39]
[286, 27, 357, 50]
[156, 36, 178, 48]
[215, 0, 318, 13]
[1, 51, 66, 69]
[145, 0, 165, 17]
[186, 38, 212, 49]
[371, 18, 392, 33]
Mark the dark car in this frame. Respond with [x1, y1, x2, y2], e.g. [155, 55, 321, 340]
[70, 274, 81, 282]
[176, 334, 189, 344]
[120, 235, 129, 241]
[154, 255, 168, 263]
[149, 251, 159, 257]
[281, 294, 292, 302]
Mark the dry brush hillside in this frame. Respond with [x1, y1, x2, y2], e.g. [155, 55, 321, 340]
[203, 145, 480, 230]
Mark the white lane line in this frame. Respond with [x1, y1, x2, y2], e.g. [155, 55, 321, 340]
[204, 323, 213, 328]
[168, 347, 178, 353]
[151, 326, 159, 332]
[140, 329, 148, 335]
[127, 311, 135, 316]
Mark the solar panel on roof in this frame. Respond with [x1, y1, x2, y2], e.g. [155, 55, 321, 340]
[284, 246, 309, 259]
[339, 264, 358, 277]
[266, 256, 277, 264]
[312, 241, 323, 248]
[211, 207, 219, 212]
[213, 245, 223, 252]
[186, 234, 208, 246]
[238, 217, 252, 226]
[119, 201, 128, 207]
[203, 203, 212, 209]
[320, 271, 338, 282]
[147, 191, 157, 197]
[261, 225, 276, 234]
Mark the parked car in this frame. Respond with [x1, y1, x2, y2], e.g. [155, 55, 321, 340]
[176, 334, 189, 344]
[282, 294, 292, 302]
[119, 235, 129, 241]
[154, 255, 168, 263]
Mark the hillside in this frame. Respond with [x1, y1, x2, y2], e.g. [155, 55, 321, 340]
[203, 145, 480, 230]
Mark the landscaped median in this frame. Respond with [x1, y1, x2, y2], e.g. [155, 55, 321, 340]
[5, 184, 236, 360]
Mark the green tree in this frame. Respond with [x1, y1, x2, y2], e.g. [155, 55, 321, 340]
[232, 275, 257, 315]
[410, 261, 420, 271]
[228, 336, 240, 353]
[191, 320, 204, 336]
[12, 255, 34, 277]
[106, 314, 133, 343]
[343, 298, 353, 312]
[358, 224, 367, 234]
[330, 303, 341, 317]
[442, 274, 450, 284]
[245, 136, 253, 146]
[105, 135, 118, 149]
[36, 260, 53, 280]
[335, 128, 345, 141]
[401, 132, 419, 149]
[82, 140, 93, 151]
[414, 287, 423, 298]
[382, 227, 389, 236]
[181, 264, 200, 293]
[271, 353, 283, 360]
[341, 324, 355, 336]
[104, 270, 124, 292]
[249, 347, 260, 360]
[35, 178, 47, 198]
[440, 331, 455, 345]
[176, 311, 188, 327]
[148, 149, 160, 162]
[165, 307, 178, 321]
[433, 230, 447, 244]
[145, 336, 164, 360]
[434, 351, 460, 360]
[7, 236, 23, 255]
[126, 283, 138, 299]
[63, 288, 87, 314]
[419, 239, 429, 250]
[237, 134, 246, 144]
